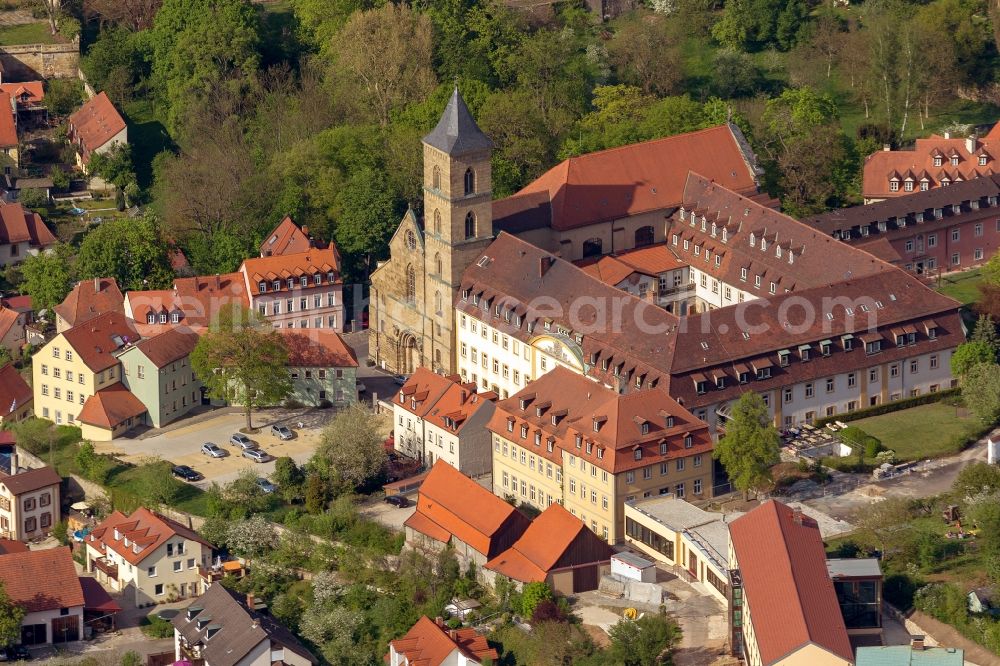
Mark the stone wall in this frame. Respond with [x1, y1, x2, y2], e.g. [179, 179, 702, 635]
[0, 40, 79, 80]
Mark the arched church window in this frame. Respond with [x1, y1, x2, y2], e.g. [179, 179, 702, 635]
[405, 230, 416, 250]
[582, 238, 603, 258]
[432, 165, 441, 190]
[435, 291, 442, 314]
[635, 226, 654, 247]
[406, 265, 416, 302]
[464, 168, 475, 195]
[465, 212, 476, 239]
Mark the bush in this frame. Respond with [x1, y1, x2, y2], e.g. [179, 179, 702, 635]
[521, 582, 554, 618]
[140, 614, 174, 638]
[884, 573, 924, 610]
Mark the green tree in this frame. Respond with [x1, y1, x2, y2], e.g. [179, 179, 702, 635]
[149, 0, 260, 132]
[120, 651, 143, 666]
[954, 462, 1000, 499]
[713, 392, 780, 499]
[962, 362, 1000, 424]
[312, 404, 387, 494]
[190, 307, 292, 430]
[88, 144, 138, 197]
[135, 460, 183, 507]
[852, 496, 914, 556]
[272, 456, 305, 503]
[81, 26, 148, 105]
[0, 580, 26, 648]
[607, 613, 682, 666]
[971, 314, 1000, 359]
[304, 471, 327, 514]
[951, 341, 996, 378]
[75, 216, 173, 292]
[607, 11, 682, 96]
[46, 79, 84, 116]
[333, 168, 405, 277]
[224, 468, 272, 514]
[75, 441, 112, 484]
[21, 244, 74, 311]
[710, 49, 761, 98]
[225, 514, 278, 567]
[521, 581, 554, 618]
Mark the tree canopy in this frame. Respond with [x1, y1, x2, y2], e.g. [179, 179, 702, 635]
[713, 392, 781, 498]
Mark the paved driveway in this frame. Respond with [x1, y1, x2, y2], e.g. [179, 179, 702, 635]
[94, 408, 334, 487]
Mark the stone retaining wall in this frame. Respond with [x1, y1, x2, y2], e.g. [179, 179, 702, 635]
[0, 40, 79, 80]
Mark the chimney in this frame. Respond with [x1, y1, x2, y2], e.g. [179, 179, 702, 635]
[944, 131, 951, 139]
[911, 635, 925, 651]
[882, 144, 891, 152]
[215, 274, 220, 290]
[792, 510, 804, 525]
[967, 135, 977, 154]
[93, 277, 100, 292]
[449, 629, 458, 641]
[9, 449, 16, 474]
[434, 616, 444, 627]
[246, 593, 254, 608]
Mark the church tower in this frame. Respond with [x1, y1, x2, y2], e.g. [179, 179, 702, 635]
[420, 88, 494, 373]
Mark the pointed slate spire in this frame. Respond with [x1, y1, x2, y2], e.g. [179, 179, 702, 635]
[422, 87, 492, 156]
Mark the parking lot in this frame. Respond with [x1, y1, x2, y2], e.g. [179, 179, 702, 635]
[93, 408, 333, 487]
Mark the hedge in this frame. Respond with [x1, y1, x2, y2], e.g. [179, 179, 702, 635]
[814, 388, 960, 427]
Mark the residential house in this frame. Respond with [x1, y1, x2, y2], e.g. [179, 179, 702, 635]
[116, 328, 203, 428]
[487, 366, 714, 543]
[861, 124, 1000, 202]
[483, 502, 613, 594]
[623, 496, 739, 602]
[0, 81, 45, 125]
[0, 304, 28, 356]
[394, 367, 497, 474]
[0, 362, 32, 424]
[54, 277, 125, 333]
[260, 216, 315, 257]
[856, 642, 963, 666]
[387, 616, 498, 666]
[727, 500, 853, 666]
[239, 246, 344, 332]
[0, 547, 84, 646]
[172, 583, 317, 666]
[85, 507, 213, 607]
[125, 272, 248, 336]
[281, 329, 358, 408]
[806, 175, 1000, 276]
[0, 461, 61, 541]
[404, 460, 531, 571]
[0, 201, 55, 267]
[68, 91, 127, 174]
[33, 311, 142, 440]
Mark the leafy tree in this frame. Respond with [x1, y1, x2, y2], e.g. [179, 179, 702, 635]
[224, 468, 272, 514]
[852, 496, 914, 556]
[226, 515, 278, 567]
[607, 11, 682, 96]
[560, 85, 654, 157]
[88, 144, 137, 196]
[329, 4, 436, 126]
[47, 79, 84, 117]
[85, 0, 163, 31]
[971, 314, 1000, 359]
[713, 392, 780, 499]
[75, 441, 112, 484]
[0, 581, 26, 648]
[333, 167, 405, 277]
[521, 581, 554, 618]
[607, 613, 682, 666]
[120, 651, 143, 666]
[272, 456, 305, 503]
[81, 26, 148, 105]
[313, 404, 387, 494]
[299, 605, 363, 662]
[50, 166, 70, 192]
[304, 471, 328, 514]
[18, 188, 49, 210]
[954, 462, 1000, 500]
[0, 347, 11, 368]
[75, 216, 173, 292]
[951, 341, 996, 378]
[134, 459, 182, 507]
[149, 0, 260, 132]
[962, 362, 1000, 424]
[21, 244, 74, 311]
[710, 49, 761, 98]
[191, 307, 292, 430]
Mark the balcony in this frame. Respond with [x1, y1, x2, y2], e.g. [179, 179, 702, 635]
[657, 283, 695, 298]
[93, 557, 118, 581]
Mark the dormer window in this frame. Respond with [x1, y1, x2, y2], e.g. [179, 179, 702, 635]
[754, 275, 761, 288]
[597, 448, 604, 459]
[904, 181, 914, 192]
[272, 280, 280, 291]
[778, 350, 790, 367]
[769, 282, 776, 295]
[259, 281, 267, 293]
[146, 313, 155, 324]
[659, 442, 667, 455]
[722, 228, 728, 242]
[520, 425, 528, 438]
[799, 345, 810, 362]
[749, 232, 756, 247]
[716, 375, 725, 389]
[575, 434, 582, 448]
[696, 381, 707, 395]
[666, 415, 674, 428]
[113, 529, 120, 540]
[534, 432, 541, 446]
[889, 181, 899, 192]
[951, 156, 959, 166]
[739, 372, 749, 384]
[640, 422, 649, 435]
[550, 414, 558, 425]
[820, 341, 831, 356]
[634, 449, 642, 461]
[981, 155, 988, 166]
[684, 435, 693, 448]
[740, 267, 747, 281]
[920, 180, 929, 191]
[287, 278, 294, 290]
[506, 418, 514, 433]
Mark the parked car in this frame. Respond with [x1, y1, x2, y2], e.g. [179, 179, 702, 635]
[171, 465, 202, 482]
[393, 375, 408, 386]
[256, 478, 276, 494]
[201, 442, 226, 458]
[242, 449, 270, 463]
[270, 425, 294, 440]
[384, 495, 411, 508]
[230, 433, 257, 450]
[356, 381, 368, 393]
[0, 645, 31, 661]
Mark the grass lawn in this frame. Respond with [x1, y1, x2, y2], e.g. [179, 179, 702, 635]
[852, 402, 981, 461]
[0, 22, 57, 46]
[936, 267, 985, 307]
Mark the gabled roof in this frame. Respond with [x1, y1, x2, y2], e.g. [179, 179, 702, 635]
[0, 538, 27, 554]
[60, 311, 137, 372]
[0, 464, 61, 496]
[729, 500, 853, 665]
[68, 92, 126, 160]
[397, 368, 465, 419]
[493, 124, 760, 232]
[126, 272, 249, 333]
[0, 92, 15, 148]
[240, 247, 342, 296]
[280, 329, 358, 368]
[260, 216, 312, 257]
[126, 328, 199, 368]
[77, 382, 147, 429]
[0, 546, 84, 612]
[0, 362, 30, 418]
[0, 306, 19, 342]
[575, 254, 644, 286]
[0, 81, 43, 105]
[88, 507, 212, 565]
[172, 583, 317, 666]
[485, 503, 613, 583]
[404, 460, 530, 558]
[423, 88, 493, 157]
[0, 202, 55, 248]
[54, 278, 125, 329]
[389, 616, 498, 666]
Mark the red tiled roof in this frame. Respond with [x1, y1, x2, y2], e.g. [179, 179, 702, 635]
[0, 362, 30, 418]
[0, 546, 85, 612]
[79, 576, 121, 612]
[0, 306, 19, 342]
[485, 503, 612, 583]
[388, 616, 498, 666]
[240, 247, 342, 296]
[68, 92, 126, 162]
[280, 329, 358, 368]
[575, 254, 641, 286]
[493, 125, 759, 232]
[396, 368, 494, 434]
[0, 202, 55, 249]
[260, 216, 312, 257]
[126, 272, 249, 331]
[0, 464, 60, 495]
[397, 368, 465, 419]
[729, 500, 853, 665]
[0, 82, 43, 106]
[77, 382, 147, 429]
[54, 278, 125, 329]
[1, 294, 33, 312]
[88, 507, 211, 565]
[0, 538, 27, 554]
[128, 328, 199, 368]
[61, 311, 137, 372]
[404, 460, 529, 558]
[0, 92, 15, 148]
